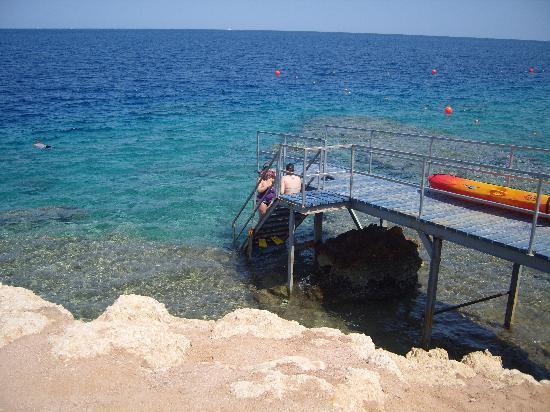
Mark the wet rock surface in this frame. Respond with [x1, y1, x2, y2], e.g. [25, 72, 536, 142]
[315, 225, 422, 301]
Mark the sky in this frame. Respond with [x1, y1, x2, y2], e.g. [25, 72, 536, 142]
[1, 0, 549, 41]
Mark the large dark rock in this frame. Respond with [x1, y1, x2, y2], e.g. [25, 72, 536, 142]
[316, 224, 422, 301]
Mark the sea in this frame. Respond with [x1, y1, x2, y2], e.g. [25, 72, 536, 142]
[1, 30, 549, 378]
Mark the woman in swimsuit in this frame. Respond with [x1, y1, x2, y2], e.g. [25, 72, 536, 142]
[257, 168, 276, 215]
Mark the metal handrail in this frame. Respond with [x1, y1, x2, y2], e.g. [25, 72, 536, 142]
[281, 142, 550, 181]
[277, 140, 547, 254]
[257, 130, 326, 142]
[284, 149, 323, 190]
[289, 146, 549, 213]
[325, 124, 550, 187]
[257, 130, 326, 174]
[324, 124, 550, 154]
[232, 148, 281, 245]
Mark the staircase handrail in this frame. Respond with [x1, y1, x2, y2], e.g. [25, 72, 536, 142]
[232, 148, 282, 245]
[239, 199, 281, 251]
[232, 144, 325, 248]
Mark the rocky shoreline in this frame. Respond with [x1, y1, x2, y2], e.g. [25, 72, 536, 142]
[1, 283, 548, 411]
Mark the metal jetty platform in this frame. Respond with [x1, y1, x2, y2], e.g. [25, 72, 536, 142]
[232, 126, 550, 347]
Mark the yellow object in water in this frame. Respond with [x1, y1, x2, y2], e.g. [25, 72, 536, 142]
[271, 236, 284, 245]
[258, 238, 267, 248]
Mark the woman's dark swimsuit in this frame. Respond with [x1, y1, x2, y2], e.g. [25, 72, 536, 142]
[257, 186, 275, 205]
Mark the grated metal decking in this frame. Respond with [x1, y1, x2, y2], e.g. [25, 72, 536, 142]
[281, 159, 550, 272]
[280, 173, 550, 273]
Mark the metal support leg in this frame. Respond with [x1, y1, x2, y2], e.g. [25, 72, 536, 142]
[287, 209, 296, 293]
[504, 263, 522, 329]
[421, 237, 443, 348]
[313, 212, 323, 267]
[416, 230, 433, 259]
[347, 208, 363, 230]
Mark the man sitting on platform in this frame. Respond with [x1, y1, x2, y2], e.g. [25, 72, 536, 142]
[280, 163, 301, 195]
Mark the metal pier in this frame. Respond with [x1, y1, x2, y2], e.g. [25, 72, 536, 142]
[232, 127, 550, 347]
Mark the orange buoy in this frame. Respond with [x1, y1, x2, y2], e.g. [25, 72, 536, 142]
[275, 69, 281, 77]
[444, 106, 453, 115]
[529, 67, 534, 74]
[431, 69, 437, 75]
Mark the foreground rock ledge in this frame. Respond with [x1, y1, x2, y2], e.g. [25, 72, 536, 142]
[0, 284, 548, 411]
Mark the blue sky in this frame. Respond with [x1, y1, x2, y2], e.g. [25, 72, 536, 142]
[1, 0, 549, 41]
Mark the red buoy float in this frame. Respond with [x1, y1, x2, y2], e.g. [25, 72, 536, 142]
[529, 67, 534, 74]
[444, 106, 453, 115]
[275, 69, 281, 77]
[431, 69, 437, 75]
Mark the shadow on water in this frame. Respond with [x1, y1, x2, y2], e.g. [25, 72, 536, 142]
[246, 247, 550, 381]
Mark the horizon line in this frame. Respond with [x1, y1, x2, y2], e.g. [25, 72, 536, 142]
[0, 27, 548, 43]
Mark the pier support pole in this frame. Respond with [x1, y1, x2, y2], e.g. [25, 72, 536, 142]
[287, 209, 296, 293]
[421, 237, 443, 348]
[313, 212, 323, 267]
[504, 263, 522, 329]
[247, 230, 253, 260]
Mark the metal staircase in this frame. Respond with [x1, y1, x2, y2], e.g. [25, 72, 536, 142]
[241, 200, 307, 256]
[231, 131, 326, 257]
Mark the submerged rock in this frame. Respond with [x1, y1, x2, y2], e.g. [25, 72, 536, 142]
[316, 224, 422, 301]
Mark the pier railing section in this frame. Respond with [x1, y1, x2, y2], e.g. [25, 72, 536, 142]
[323, 124, 550, 189]
[296, 144, 550, 254]
[284, 141, 549, 254]
[231, 131, 326, 246]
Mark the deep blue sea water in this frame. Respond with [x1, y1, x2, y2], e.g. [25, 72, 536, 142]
[1, 30, 549, 377]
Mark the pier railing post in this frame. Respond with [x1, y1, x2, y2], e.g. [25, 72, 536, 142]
[316, 149, 323, 190]
[506, 146, 514, 187]
[527, 179, 543, 255]
[287, 208, 296, 293]
[302, 148, 307, 208]
[421, 237, 443, 348]
[419, 158, 428, 218]
[275, 146, 283, 197]
[368, 131, 374, 175]
[256, 131, 260, 174]
[426, 136, 434, 178]
[322, 126, 328, 189]
[283, 136, 287, 167]
[504, 263, 522, 329]
[350, 145, 355, 198]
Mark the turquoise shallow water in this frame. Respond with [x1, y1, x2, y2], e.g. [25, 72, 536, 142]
[0, 30, 549, 378]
